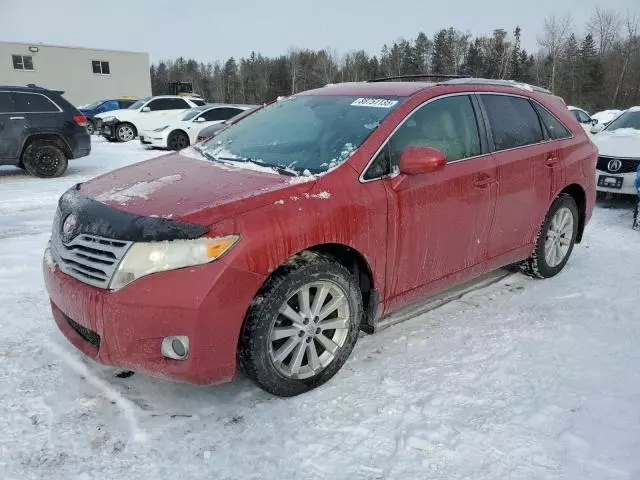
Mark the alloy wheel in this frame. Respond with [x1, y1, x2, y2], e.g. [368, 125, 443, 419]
[117, 125, 135, 141]
[544, 207, 574, 267]
[268, 281, 350, 380]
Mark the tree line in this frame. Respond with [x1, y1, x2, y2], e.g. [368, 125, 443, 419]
[150, 7, 639, 112]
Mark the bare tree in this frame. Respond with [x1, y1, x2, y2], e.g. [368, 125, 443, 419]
[538, 14, 573, 92]
[588, 7, 621, 57]
[288, 48, 300, 94]
[612, 11, 639, 105]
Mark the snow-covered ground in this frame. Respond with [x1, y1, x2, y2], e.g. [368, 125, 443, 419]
[1, 138, 640, 480]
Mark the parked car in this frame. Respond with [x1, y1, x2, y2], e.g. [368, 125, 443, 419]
[0, 84, 90, 178]
[78, 98, 137, 134]
[592, 106, 640, 196]
[590, 109, 624, 134]
[94, 95, 205, 142]
[195, 106, 261, 143]
[568, 106, 596, 133]
[44, 79, 596, 396]
[138, 104, 255, 150]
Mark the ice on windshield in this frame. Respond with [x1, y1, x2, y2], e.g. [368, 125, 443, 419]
[199, 95, 404, 175]
[605, 110, 640, 132]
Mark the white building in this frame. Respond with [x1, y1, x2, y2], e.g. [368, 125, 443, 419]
[0, 42, 152, 105]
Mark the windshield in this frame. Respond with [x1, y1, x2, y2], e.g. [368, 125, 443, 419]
[200, 95, 403, 174]
[128, 98, 150, 110]
[180, 106, 210, 121]
[605, 109, 640, 131]
[82, 100, 103, 110]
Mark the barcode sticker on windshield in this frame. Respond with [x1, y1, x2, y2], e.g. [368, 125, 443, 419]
[351, 98, 398, 108]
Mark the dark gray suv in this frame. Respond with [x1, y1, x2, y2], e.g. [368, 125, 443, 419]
[0, 84, 91, 177]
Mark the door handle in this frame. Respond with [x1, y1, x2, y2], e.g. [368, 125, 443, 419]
[473, 174, 497, 188]
[10, 116, 25, 120]
[544, 155, 560, 166]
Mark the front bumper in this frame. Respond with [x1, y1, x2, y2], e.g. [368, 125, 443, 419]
[44, 246, 265, 385]
[596, 170, 637, 195]
[138, 129, 168, 149]
[100, 119, 118, 140]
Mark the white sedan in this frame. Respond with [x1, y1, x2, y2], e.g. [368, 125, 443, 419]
[592, 107, 640, 196]
[139, 104, 255, 150]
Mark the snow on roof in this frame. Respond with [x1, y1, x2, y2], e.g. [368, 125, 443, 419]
[302, 81, 430, 97]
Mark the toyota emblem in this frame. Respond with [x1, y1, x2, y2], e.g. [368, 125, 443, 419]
[61, 214, 77, 242]
[607, 159, 622, 172]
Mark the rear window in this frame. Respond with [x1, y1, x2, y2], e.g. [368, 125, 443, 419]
[191, 99, 206, 106]
[481, 94, 544, 151]
[11, 92, 59, 113]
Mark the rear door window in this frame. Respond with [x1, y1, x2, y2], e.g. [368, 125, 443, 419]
[388, 94, 482, 165]
[11, 92, 59, 113]
[481, 94, 544, 151]
[0, 92, 16, 113]
[101, 100, 119, 111]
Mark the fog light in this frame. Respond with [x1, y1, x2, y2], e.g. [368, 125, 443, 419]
[161, 336, 189, 360]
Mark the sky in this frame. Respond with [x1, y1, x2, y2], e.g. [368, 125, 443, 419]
[1, 0, 639, 64]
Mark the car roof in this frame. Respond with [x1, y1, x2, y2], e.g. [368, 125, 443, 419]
[301, 81, 431, 97]
[0, 84, 63, 94]
[300, 78, 554, 99]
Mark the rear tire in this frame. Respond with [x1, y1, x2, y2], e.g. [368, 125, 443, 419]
[239, 252, 363, 397]
[22, 141, 68, 178]
[115, 122, 136, 142]
[167, 130, 190, 150]
[521, 194, 578, 279]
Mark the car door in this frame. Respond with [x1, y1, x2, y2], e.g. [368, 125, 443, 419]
[383, 94, 498, 301]
[0, 91, 25, 162]
[478, 93, 551, 259]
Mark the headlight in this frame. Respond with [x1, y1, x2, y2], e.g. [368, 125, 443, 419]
[110, 235, 239, 290]
[102, 116, 116, 122]
[153, 125, 169, 132]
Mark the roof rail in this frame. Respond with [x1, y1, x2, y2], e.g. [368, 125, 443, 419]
[369, 74, 471, 83]
[438, 77, 553, 94]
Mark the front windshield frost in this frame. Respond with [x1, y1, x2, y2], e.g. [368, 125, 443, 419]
[200, 95, 402, 174]
[605, 110, 640, 131]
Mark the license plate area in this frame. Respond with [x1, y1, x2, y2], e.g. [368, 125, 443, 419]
[598, 175, 623, 189]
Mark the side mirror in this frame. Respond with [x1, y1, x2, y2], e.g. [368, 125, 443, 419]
[141, 106, 151, 112]
[591, 123, 605, 134]
[399, 146, 447, 175]
[195, 116, 206, 122]
[591, 118, 598, 125]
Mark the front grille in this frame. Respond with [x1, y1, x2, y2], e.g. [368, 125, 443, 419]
[596, 156, 640, 174]
[66, 315, 101, 346]
[51, 211, 132, 288]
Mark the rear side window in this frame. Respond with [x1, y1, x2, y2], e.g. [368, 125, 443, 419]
[388, 95, 481, 165]
[0, 92, 16, 113]
[535, 104, 572, 140]
[481, 95, 544, 151]
[101, 100, 119, 111]
[11, 92, 59, 113]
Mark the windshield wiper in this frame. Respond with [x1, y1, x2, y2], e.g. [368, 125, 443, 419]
[216, 156, 297, 177]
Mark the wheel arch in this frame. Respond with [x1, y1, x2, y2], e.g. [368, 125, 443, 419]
[559, 184, 586, 243]
[21, 133, 72, 161]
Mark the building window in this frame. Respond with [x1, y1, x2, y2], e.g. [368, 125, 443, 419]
[92, 60, 110, 75]
[12, 55, 34, 71]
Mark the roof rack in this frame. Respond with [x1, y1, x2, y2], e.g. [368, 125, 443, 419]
[368, 74, 471, 83]
[438, 78, 552, 94]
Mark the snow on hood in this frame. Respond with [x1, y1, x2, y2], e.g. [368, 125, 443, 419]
[593, 128, 640, 158]
[78, 151, 315, 225]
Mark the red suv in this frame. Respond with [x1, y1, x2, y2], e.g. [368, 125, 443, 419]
[44, 79, 597, 396]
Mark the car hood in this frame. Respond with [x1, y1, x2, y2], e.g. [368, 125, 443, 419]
[77, 148, 315, 226]
[94, 108, 131, 119]
[593, 128, 640, 158]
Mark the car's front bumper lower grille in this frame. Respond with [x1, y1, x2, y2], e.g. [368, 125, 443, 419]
[65, 315, 101, 347]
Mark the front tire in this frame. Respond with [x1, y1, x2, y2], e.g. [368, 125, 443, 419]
[239, 252, 363, 396]
[115, 122, 136, 142]
[22, 141, 68, 178]
[167, 130, 190, 150]
[522, 194, 579, 279]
